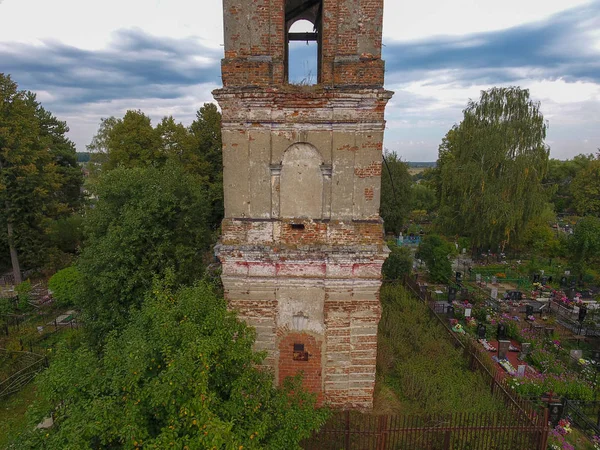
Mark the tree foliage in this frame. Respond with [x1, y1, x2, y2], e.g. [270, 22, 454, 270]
[571, 157, 600, 217]
[77, 162, 213, 341]
[437, 87, 550, 249]
[568, 216, 600, 276]
[16, 281, 328, 449]
[0, 73, 82, 280]
[88, 104, 224, 230]
[545, 154, 594, 215]
[48, 266, 83, 307]
[416, 234, 453, 283]
[382, 242, 413, 280]
[380, 151, 412, 235]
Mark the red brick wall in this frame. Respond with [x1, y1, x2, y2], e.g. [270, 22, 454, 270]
[278, 332, 323, 404]
[221, 0, 386, 87]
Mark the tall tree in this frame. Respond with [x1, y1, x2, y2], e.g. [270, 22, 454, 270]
[438, 87, 550, 249]
[189, 103, 224, 229]
[100, 110, 163, 170]
[77, 162, 213, 341]
[0, 74, 82, 281]
[16, 281, 328, 449]
[380, 151, 412, 235]
[571, 157, 600, 217]
[568, 216, 600, 277]
[545, 154, 594, 215]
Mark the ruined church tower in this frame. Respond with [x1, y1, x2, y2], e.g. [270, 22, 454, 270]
[214, 0, 392, 409]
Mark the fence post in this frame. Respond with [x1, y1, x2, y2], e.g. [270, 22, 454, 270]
[539, 408, 549, 450]
[443, 430, 451, 450]
[345, 410, 350, 450]
[376, 415, 388, 450]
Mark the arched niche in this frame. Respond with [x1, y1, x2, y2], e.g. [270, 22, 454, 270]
[279, 143, 324, 219]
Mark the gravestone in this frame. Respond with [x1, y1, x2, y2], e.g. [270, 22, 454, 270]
[570, 349, 583, 360]
[447, 305, 454, 318]
[533, 324, 544, 334]
[491, 288, 498, 299]
[544, 327, 555, 337]
[525, 304, 534, 317]
[593, 350, 600, 362]
[461, 288, 469, 299]
[498, 340, 511, 359]
[548, 402, 564, 428]
[519, 342, 531, 360]
[477, 324, 486, 339]
[517, 365, 526, 378]
[560, 276, 567, 287]
[448, 287, 457, 303]
[455, 271, 462, 284]
[465, 308, 471, 318]
[497, 323, 507, 340]
[476, 273, 481, 283]
[491, 275, 497, 284]
[579, 307, 587, 322]
[533, 274, 540, 283]
[541, 276, 548, 285]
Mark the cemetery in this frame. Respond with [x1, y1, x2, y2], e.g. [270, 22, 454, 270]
[411, 257, 600, 449]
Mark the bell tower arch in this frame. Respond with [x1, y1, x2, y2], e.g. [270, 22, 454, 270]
[214, 0, 393, 409]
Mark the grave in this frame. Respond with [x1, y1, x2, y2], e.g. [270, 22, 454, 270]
[518, 342, 531, 360]
[477, 324, 486, 339]
[498, 340, 511, 359]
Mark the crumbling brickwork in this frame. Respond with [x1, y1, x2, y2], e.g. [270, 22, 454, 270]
[214, 0, 392, 410]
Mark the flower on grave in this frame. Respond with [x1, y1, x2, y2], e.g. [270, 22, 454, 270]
[542, 315, 548, 320]
[527, 315, 535, 322]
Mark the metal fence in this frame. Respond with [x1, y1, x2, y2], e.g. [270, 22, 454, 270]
[0, 349, 47, 399]
[302, 409, 548, 450]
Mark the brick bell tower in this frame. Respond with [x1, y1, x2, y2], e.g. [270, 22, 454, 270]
[214, 0, 392, 409]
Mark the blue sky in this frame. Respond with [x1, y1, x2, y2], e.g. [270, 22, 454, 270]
[0, 0, 598, 161]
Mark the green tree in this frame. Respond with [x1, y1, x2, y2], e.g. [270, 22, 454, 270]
[48, 266, 83, 307]
[382, 242, 413, 280]
[568, 216, 600, 277]
[77, 162, 213, 341]
[0, 74, 82, 282]
[380, 151, 412, 235]
[571, 157, 600, 216]
[545, 154, 594, 215]
[100, 110, 163, 170]
[416, 234, 453, 283]
[189, 104, 223, 229]
[437, 87, 550, 250]
[16, 281, 328, 449]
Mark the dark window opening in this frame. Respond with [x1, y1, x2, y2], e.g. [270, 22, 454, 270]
[293, 343, 309, 361]
[285, 0, 322, 84]
[291, 223, 305, 230]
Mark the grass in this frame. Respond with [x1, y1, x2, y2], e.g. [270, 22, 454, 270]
[375, 283, 504, 415]
[0, 383, 38, 449]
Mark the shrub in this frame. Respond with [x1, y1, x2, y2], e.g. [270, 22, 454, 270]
[382, 242, 413, 280]
[48, 266, 83, 307]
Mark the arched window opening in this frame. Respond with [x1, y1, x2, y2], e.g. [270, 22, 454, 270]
[285, 0, 322, 84]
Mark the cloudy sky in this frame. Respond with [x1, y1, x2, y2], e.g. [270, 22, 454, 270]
[1, 0, 599, 161]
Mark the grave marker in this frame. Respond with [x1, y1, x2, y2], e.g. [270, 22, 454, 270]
[519, 342, 531, 360]
[497, 323, 507, 340]
[517, 365, 526, 378]
[498, 340, 510, 359]
[477, 324, 486, 339]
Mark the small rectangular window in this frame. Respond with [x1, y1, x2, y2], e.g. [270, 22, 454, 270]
[293, 343, 308, 361]
[291, 223, 305, 230]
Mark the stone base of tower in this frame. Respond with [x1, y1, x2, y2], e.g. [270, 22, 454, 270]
[217, 222, 387, 410]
